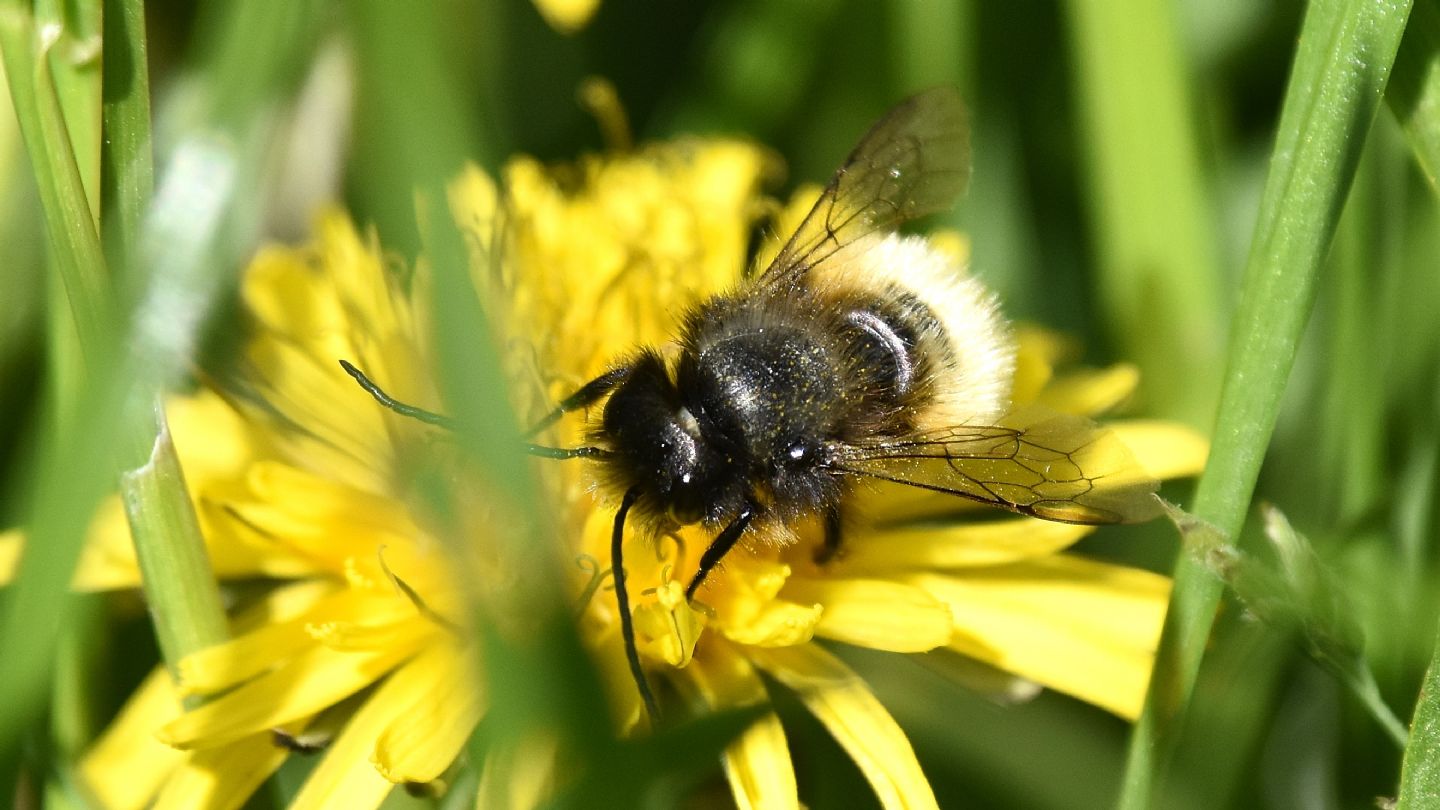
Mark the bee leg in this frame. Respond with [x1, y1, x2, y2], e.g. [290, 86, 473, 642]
[613, 486, 662, 724]
[525, 363, 635, 436]
[814, 505, 843, 565]
[685, 504, 758, 601]
[339, 360, 458, 430]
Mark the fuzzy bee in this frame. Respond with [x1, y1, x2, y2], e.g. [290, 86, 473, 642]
[342, 87, 1160, 721]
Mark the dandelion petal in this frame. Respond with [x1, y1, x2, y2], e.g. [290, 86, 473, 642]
[1034, 363, 1140, 414]
[911, 554, 1170, 719]
[288, 647, 461, 810]
[152, 733, 291, 810]
[79, 667, 185, 810]
[836, 517, 1093, 572]
[1107, 420, 1210, 479]
[159, 645, 412, 749]
[783, 578, 952, 653]
[372, 645, 485, 784]
[748, 644, 938, 810]
[681, 641, 799, 810]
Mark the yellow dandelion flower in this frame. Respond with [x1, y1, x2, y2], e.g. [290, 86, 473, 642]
[62, 116, 1207, 809]
[531, 0, 602, 34]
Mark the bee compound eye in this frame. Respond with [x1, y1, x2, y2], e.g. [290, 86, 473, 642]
[787, 443, 808, 462]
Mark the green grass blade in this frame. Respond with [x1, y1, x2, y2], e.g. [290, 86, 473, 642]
[0, 4, 117, 785]
[1117, 0, 1415, 806]
[98, 0, 232, 682]
[1063, 0, 1224, 426]
[0, 0, 324, 783]
[0, 0, 112, 358]
[348, 0, 491, 253]
[36, 0, 101, 217]
[1389, 0, 1440, 189]
[119, 404, 230, 673]
[99, 0, 153, 268]
[1399, 622, 1440, 808]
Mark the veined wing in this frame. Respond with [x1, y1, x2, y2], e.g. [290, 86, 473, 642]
[828, 410, 1162, 524]
[755, 87, 970, 292]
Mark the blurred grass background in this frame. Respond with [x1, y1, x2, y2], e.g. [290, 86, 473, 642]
[2, 0, 1439, 807]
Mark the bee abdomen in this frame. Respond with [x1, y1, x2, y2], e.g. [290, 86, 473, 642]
[814, 233, 1015, 431]
[842, 292, 939, 408]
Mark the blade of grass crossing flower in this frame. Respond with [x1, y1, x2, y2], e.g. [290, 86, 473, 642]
[1118, 0, 1414, 806]
[1398, 621, 1440, 808]
[116, 0, 329, 680]
[348, 0, 493, 253]
[348, 0, 616, 780]
[0, 379, 129, 792]
[49, 594, 102, 761]
[1388, 0, 1440, 190]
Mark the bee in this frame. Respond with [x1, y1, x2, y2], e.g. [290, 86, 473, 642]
[341, 87, 1160, 722]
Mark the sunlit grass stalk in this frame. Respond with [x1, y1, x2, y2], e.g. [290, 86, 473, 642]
[1063, 0, 1223, 427]
[0, 0, 110, 355]
[120, 406, 230, 671]
[0, 4, 127, 784]
[0, 0, 227, 751]
[99, 0, 229, 677]
[37, 0, 100, 207]
[1117, 0, 1414, 806]
[37, 0, 99, 425]
[0, 0, 323, 778]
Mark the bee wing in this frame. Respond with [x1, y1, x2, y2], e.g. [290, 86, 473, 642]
[756, 87, 971, 291]
[830, 410, 1163, 524]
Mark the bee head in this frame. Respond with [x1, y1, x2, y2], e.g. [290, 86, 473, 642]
[599, 352, 742, 526]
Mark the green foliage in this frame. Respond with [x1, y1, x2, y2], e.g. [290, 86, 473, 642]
[3, 0, 1440, 807]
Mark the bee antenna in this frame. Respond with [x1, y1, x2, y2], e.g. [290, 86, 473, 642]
[613, 487, 662, 724]
[338, 359, 457, 430]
